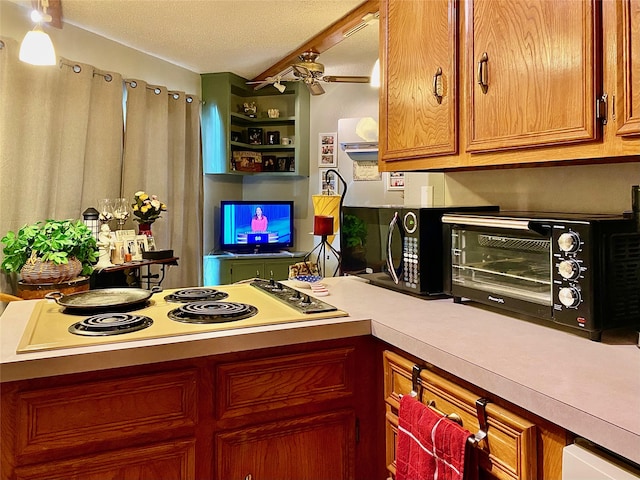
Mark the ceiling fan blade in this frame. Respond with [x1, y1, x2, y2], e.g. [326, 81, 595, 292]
[322, 75, 371, 84]
[306, 81, 325, 96]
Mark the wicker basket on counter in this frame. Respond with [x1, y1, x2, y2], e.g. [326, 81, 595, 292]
[20, 257, 82, 284]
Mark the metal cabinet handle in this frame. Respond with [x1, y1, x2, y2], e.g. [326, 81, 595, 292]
[477, 52, 489, 94]
[244, 475, 253, 480]
[432, 66, 443, 104]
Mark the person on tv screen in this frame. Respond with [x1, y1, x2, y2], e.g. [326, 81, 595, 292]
[251, 206, 268, 232]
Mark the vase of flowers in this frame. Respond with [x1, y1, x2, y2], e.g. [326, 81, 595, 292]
[131, 191, 167, 237]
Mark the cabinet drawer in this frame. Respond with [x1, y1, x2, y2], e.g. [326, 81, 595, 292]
[384, 351, 536, 480]
[216, 347, 355, 419]
[15, 369, 197, 459]
[15, 439, 196, 480]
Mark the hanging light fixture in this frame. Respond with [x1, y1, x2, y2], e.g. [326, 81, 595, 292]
[370, 58, 381, 88]
[19, 0, 56, 66]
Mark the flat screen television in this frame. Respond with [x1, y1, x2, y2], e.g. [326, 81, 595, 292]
[220, 200, 294, 253]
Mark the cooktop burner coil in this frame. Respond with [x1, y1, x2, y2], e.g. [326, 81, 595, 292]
[168, 301, 258, 324]
[68, 313, 153, 336]
[164, 287, 229, 303]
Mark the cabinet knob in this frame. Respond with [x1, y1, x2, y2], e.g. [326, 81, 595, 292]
[244, 475, 253, 480]
[477, 52, 489, 94]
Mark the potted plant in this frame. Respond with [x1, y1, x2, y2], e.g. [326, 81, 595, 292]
[1, 219, 98, 284]
[341, 214, 368, 272]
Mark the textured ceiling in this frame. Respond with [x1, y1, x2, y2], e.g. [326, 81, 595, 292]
[8, 0, 379, 79]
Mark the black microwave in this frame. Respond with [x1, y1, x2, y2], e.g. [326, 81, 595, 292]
[340, 205, 498, 296]
[442, 211, 640, 340]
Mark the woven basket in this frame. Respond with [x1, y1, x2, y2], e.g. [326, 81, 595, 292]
[20, 257, 83, 284]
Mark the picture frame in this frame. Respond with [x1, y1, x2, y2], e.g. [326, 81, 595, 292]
[319, 168, 338, 195]
[247, 127, 263, 145]
[125, 238, 138, 260]
[115, 229, 136, 241]
[318, 132, 337, 167]
[387, 171, 405, 191]
[134, 235, 149, 260]
[146, 236, 156, 251]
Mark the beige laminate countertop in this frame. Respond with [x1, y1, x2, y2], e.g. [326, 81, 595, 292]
[1, 276, 639, 465]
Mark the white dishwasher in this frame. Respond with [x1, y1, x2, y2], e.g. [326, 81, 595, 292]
[563, 440, 640, 480]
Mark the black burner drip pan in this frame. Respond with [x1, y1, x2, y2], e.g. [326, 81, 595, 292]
[168, 301, 258, 324]
[164, 288, 229, 303]
[69, 313, 153, 336]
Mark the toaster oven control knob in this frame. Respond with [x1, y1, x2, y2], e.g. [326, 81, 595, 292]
[558, 286, 581, 308]
[558, 232, 581, 252]
[558, 259, 580, 280]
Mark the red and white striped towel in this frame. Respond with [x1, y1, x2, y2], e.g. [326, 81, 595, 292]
[396, 395, 476, 480]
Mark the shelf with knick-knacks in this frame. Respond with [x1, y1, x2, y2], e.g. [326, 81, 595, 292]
[201, 72, 309, 176]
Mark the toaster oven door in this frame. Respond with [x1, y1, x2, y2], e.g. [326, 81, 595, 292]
[445, 216, 553, 316]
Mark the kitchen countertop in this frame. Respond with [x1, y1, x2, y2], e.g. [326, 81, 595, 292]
[1, 276, 639, 465]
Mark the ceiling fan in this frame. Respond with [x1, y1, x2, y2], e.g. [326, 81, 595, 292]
[248, 51, 371, 96]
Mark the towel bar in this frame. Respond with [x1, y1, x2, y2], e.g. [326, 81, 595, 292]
[401, 363, 491, 447]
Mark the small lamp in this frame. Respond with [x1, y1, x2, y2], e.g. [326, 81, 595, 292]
[82, 207, 100, 241]
[304, 169, 348, 277]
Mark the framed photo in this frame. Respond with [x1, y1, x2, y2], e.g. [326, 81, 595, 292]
[146, 237, 156, 251]
[247, 127, 263, 145]
[318, 132, 337, 167]
[135, 235, 149, 260]
[319, 168, 338, 195]
[387, 171, 405, 191]
[125, 238, 138, 260]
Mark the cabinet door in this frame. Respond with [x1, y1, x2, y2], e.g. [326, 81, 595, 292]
[263, 258, 297, 280]
[215, 410, 355, 480]
[383, 351, 539, 480]
[230, 260, 265, 282]
[466, 0, 599, 152]
[617, 0, 640, 136]
[380, 0, 458, 162]
[15, 440, 196, 480]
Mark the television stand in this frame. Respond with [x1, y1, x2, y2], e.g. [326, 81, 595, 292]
[204, 252, 306, 285]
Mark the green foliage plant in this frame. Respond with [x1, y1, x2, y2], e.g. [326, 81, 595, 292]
[342, 214, 367, 248]
[1, 219, 98, 276]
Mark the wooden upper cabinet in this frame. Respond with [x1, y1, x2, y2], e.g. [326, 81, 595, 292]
[466, 0, 600, 152]
[617, 0, 640, 136]
[380, 0, 458, 162]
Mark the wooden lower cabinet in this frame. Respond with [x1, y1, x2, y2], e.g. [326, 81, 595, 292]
[14, 440, 196, 480]
[383, 350, 569, 480]
[1, 337, 384, 480]
[216, 410, 355, 480]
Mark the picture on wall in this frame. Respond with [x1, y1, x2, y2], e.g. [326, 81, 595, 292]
[318, 132, 337, 167]
[319, 168, 338, 195]
[387, 172, 405, 191]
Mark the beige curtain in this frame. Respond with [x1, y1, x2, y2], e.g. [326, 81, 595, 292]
[122, 80, 202, 288]
[0, 38, 123, 296]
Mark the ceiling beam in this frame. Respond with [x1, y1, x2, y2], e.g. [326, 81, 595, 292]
[251, 0, 379, 82]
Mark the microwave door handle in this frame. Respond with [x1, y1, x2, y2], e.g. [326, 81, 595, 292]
[387, 212, 400, 284]
[441, 215, 532, 230]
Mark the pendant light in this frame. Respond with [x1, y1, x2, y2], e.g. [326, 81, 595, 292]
[19, 0, 56, 66]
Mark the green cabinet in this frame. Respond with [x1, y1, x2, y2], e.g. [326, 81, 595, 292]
[203, 253, 307, 286]
[201, 72, 310, 176]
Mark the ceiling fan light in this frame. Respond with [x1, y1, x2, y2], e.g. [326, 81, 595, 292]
[370, 58, 381, 88]
[274, 81, 286, 93]
[19, 27, 56, 66]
